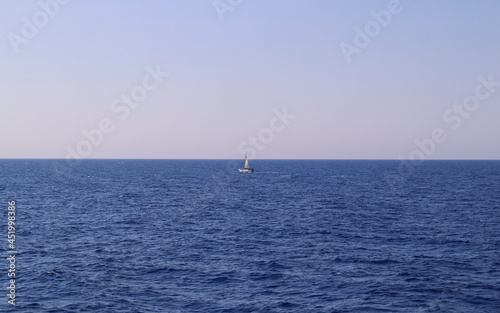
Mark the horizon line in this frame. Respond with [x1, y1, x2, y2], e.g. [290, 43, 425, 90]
[1, 158, 500, 161]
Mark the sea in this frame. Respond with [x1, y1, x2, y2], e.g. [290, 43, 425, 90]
[1, 159, 499, 312]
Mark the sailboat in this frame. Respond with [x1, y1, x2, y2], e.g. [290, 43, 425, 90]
[239, 153, 254, 173]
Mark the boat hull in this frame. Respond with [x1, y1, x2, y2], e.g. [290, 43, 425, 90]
[239, 168, 254, 173]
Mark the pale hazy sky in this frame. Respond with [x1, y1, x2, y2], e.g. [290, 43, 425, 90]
[1, 0, 499, 159]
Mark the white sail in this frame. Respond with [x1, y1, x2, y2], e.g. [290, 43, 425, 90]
[244, 154, 250, 168]
[239, 152, 254, 172]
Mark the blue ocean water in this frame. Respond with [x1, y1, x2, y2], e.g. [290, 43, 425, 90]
[1, 159, 499, 312]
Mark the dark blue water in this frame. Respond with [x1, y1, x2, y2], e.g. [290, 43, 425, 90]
[1, 160, 499, 312]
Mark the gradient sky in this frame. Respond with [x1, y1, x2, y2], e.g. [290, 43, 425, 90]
[1, 0, 499, 159]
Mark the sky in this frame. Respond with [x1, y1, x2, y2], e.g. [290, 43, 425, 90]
[1, 0, 499, 159]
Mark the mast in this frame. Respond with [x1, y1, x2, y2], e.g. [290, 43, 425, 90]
[244, 153, 250, 169]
